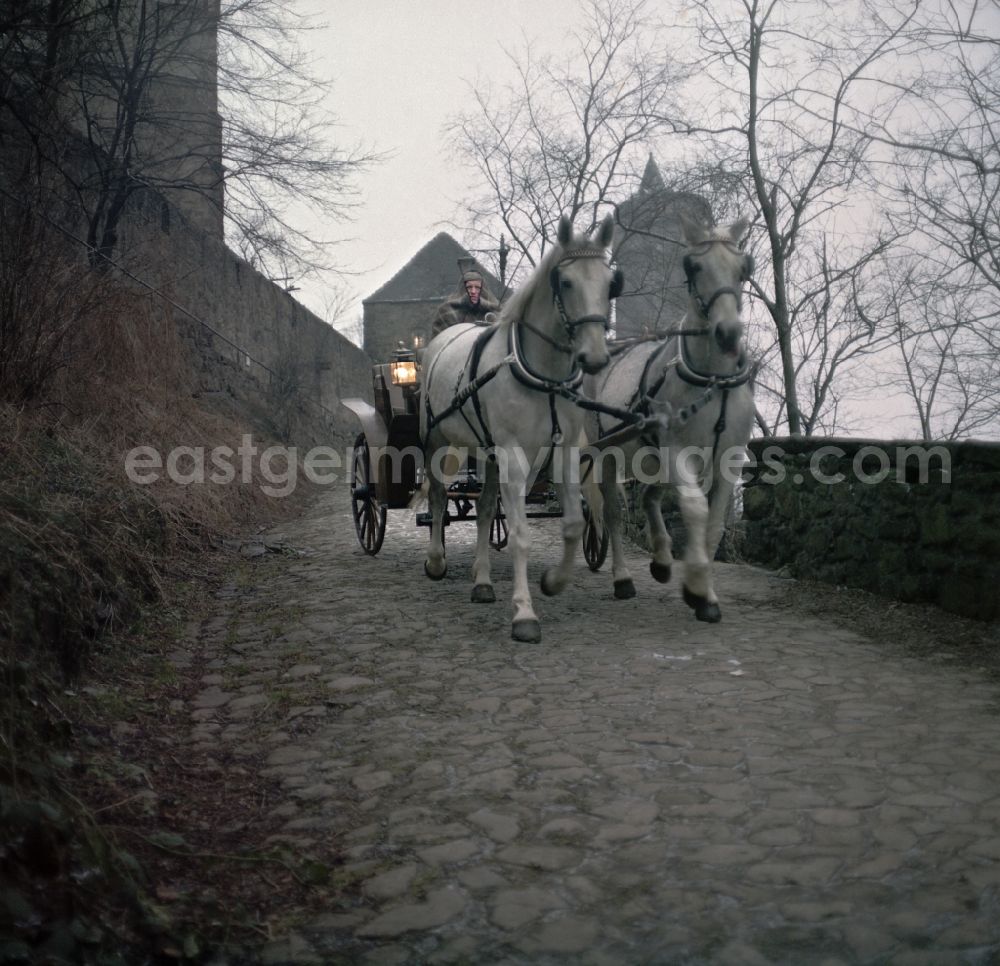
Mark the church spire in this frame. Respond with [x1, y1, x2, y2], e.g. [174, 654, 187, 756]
[639, 154, 665, 195]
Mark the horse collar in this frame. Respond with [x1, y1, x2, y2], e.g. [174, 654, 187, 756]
[508, 321, 585, 393]
[676, 333, 754, 390]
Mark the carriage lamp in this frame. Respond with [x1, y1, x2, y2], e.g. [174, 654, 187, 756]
[390, 359, 418, 385]
[390, 347, 419, 386]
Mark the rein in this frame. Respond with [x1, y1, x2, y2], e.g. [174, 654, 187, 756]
[516, 317, 573, 355]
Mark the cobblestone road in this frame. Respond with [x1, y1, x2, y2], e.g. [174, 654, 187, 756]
[184, 486, 1000, 965]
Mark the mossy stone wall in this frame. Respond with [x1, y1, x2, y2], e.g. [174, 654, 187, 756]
[741, 437, 1000, 621]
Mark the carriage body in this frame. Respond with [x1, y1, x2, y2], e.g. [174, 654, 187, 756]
[341, 346, 601, 562]
[341, 352, 422, 510]
[341, 348, 514, 554]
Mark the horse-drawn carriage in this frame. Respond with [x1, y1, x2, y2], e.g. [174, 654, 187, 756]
[342, 211, 754, 642]
[341, 345, 608, 564]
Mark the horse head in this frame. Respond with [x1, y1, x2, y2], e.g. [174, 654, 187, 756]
[547, 213, 620, 374]
[679, 214, 753, 362]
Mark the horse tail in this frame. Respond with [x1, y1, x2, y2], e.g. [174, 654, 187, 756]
[408, 476, 429, 512]
[409, 444, 465, 512]
[580, 429, 604, 528]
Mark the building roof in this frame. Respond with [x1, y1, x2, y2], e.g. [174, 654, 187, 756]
[363, 231, 502, 303]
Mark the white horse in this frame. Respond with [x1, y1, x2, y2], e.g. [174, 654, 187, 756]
[420, 213, 621, 642]
[584, 214, 755, 622]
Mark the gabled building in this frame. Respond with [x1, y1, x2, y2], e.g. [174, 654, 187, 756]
[613, 156, 712, 339]
[362, 232, 503, 363]
[362, 158, 711, 355]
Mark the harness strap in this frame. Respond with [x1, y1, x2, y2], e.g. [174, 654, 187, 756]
[467, 328, 497, 448]
[549, 393, 563, 445]
[714, 387, 729, 437]
[708, 388, 730, 488]
[517, 317, 573, 354]
[424, 326, 505, 450]
[675, 383, 717, 426]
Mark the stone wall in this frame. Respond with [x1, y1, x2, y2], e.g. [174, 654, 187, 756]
[740, 436, 1000, 621]
[119, 186, 373, 450]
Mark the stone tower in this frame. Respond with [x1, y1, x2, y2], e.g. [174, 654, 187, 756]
[613, 155, 712, 338]
[144, 0, 225, 238]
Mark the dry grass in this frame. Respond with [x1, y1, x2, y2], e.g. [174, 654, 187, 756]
[0, 215, 323, 962]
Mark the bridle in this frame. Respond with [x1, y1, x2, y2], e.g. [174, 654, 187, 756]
[683, 239, 754, 320]
[548, 247, 624, 341]
[675, 237, 756, 389]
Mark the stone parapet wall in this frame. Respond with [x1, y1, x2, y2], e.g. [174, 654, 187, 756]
[741, 436, 1000, 621]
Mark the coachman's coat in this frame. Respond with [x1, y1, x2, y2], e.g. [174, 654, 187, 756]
[430, 288, 500, 337]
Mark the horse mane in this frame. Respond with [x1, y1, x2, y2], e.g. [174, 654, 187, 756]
[705, 224, 737, 242]
[682, 216, 749, 250]
[496, 229, 596, 328]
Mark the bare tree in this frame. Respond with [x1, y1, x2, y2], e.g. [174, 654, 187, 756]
[861, 1, 1000, 438]
[874, 2, 1000, 297]
[448, 0, 931, 434]
[447, 0, 687, 277]
[870, 255, 1000, 439]
[0, 0, 375, 278]
[671, 0, 925, 435]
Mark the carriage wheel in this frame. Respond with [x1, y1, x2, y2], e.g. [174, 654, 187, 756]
[582, 499, 609, 571]
[351, 434, 386, 555]
[490, 499, 509, 550]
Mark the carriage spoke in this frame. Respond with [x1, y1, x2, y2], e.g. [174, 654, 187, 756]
[351, 434, 386, 555]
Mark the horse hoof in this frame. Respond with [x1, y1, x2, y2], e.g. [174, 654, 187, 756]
[614, 579, 636, 600]
[424, 560, 446, 581]
[682, 585, 722, 623]
[650, 560, 672, 584]
[512, 619, 541, 643]
[540, 568, 561, 597]
[471, 584, 496, 603]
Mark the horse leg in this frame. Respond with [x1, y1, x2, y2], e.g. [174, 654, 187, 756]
[697, 472, 738, 612]
[470, 458, 498, 603]
[600, 466, 636, 600]
[670, 453, 719, 623]
[540, 458, 584, 597]
[499, 469, 539, 642]
[423, 456, 448, 581]
[643, 483, 674, 584]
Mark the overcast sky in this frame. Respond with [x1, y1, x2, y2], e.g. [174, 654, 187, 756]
[294, 0, 584, 332]
[284, 2, 999, 438]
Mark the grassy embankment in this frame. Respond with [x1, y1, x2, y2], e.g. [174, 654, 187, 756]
[0, 210, 335, 963]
